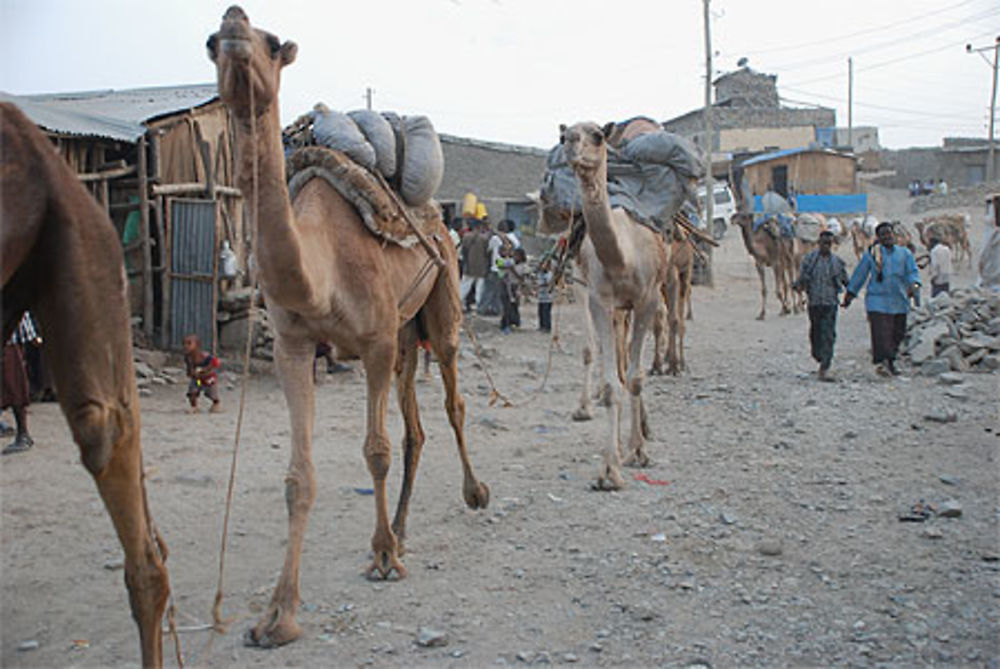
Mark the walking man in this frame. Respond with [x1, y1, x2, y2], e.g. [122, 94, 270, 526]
[843, 221, 921, 377]
[927, 236, 952, 297]
[793, 230, 848, 381]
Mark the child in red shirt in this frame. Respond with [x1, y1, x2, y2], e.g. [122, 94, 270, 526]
[183, 334, 221, 413]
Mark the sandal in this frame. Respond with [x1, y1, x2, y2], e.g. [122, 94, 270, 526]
[2, 435, 34, 455]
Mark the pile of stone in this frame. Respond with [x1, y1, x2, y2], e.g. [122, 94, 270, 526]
[132, 348, 184, 396]
[217, 287, 275, 360]
[903, 286, 1000, 375]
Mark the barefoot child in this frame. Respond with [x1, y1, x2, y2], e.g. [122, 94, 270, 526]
[183, 334, 221, 413]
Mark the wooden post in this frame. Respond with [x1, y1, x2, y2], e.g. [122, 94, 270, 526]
[138, 135, 154, 341]
[155, 195, 170, 349]
[702, 0, 714, 228]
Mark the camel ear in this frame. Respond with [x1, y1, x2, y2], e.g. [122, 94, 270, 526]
[602, 122, 616, 139]
[558, 124, 567, 143]
[280, 40, 297, 66]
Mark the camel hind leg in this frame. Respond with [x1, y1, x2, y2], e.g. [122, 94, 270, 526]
[422, 275, 490, 512]
[756, 262, 767, 320]
[76, 405, 169, 667]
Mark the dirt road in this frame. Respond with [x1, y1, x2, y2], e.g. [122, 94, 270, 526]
[2, 192, 998, 667]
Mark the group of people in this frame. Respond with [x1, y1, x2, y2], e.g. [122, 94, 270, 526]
[909, 178, 948, 197]
[456, 216, 554, 334]
[793, 211, 979, 380]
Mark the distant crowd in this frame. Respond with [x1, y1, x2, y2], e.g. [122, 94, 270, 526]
[909, 178, 948, 197]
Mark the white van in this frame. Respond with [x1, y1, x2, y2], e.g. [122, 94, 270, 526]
[697, 182, 736, 240]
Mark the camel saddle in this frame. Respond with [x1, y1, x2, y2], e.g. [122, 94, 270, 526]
[286, 146, 440, 248]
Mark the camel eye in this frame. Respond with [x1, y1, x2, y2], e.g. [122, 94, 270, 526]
[590, 131, 604, 144]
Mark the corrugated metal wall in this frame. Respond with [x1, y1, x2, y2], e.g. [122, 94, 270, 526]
[170, 199, 217, 351]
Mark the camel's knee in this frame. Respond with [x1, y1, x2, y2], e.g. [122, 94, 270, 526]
[71, 402, 130, 477]
[124, 555, 170, 627]
[284, 464, 316, 514]
[582, 347, 593, 366]
[364, 435, 392, 480]
[626, 373, 643, 396]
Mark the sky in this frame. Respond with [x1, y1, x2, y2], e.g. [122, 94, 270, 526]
[1, 0, 997, 150]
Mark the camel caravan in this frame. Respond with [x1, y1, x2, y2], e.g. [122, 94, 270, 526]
[3, 6, 990, 667]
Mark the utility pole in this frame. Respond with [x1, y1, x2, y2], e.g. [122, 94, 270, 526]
[967, 36, 999, 183]
[703, 0, 714, 226]
[365, 87, 374, 111]
[847, 57, 853, 150]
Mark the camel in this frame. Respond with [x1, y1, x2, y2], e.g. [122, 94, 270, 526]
[651, 227, 695, 376]
[560, 121, 669, 491]
[207, 7, 489, 647]
[732, 212, 796, 320]
[915, 215, 972, 267]
[850, 218, 875, 260]
[1, 102, 170, 667]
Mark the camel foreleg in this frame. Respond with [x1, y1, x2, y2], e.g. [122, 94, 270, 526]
[360, 337, 407, 582]
[623, 298, 657, 468]
[390, 323, 425, 554]
[246, 335, 316, 648]
[650, 299, 667, 376]
[589, 299, 625, 491]
[573, 288, 596, 421]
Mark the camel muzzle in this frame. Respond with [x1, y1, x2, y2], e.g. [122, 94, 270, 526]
[220, 38, 253, 59]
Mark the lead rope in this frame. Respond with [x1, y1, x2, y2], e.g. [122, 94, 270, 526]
[210, 84, 259, 641]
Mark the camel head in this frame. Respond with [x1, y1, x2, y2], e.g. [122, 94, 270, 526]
[731, 212, 753, 229]
[560, 121, 615, 175]
[207, 6, 297, 118]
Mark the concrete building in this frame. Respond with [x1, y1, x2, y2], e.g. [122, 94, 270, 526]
[879, 138, 1000, 189]
[662, 66, 836, 156]
[437, 134, 548, 234]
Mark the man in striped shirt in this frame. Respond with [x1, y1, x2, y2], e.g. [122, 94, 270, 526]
[793, 230, 848, 381]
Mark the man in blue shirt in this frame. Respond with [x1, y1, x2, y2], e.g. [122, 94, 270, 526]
[843, 221, 921, 376]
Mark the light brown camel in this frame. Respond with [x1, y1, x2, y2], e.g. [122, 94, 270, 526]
[1, 102, 170, 667]
[207, 7, 488, 648]
[561, 121, 668, 491]
[850, 219, 874, 260]
[651, 228, 694, 376]
[915, 215, 972, 267]
[732, 212, 795, 320]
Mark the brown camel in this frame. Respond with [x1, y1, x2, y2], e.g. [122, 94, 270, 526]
[915, 215, 972, 267]
[207, 7, 488, 648]
[651, 228, 694, 376]
[561, 121, 669, 491]
[732, 212, 795, 320]
[850, 218, 875, 260]
[1, 102, 170, 667]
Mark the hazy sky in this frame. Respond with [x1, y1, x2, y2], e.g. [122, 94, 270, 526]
[1, 0, 997, 150]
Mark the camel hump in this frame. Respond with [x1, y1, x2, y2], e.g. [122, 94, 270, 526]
[286, 146, 440, 248]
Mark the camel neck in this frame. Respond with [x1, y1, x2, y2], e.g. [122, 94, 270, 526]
[233, 105, 317, 311]
[577, 166, 626, 269]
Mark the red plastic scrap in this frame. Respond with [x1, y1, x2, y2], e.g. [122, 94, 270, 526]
[634, 473, 669, 486]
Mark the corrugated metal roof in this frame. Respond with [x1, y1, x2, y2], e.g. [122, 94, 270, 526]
[0, 84, 218, 142]
[741, 146, 854, 168]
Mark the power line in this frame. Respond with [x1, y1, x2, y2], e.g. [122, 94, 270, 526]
[783, 28, 999, 87]
[727, 0, 981, 56]
[780, 89, 983, 120]
[766, 7, 1000, 73]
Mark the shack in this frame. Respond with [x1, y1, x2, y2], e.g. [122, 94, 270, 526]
[740, 146, 865, 215]
[2, 85, 245, 352]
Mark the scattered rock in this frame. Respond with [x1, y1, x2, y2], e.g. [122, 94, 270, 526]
[757, 540, 783, 557]
[937, 499, 963, 518]
[937, 372, 965, 385]
[17, 640, 39, 652]
[175, 473, 214, 487]
[924, 410, 958, 424]
[416, 627, 448, 648]
[103, 558, 125, 571]
[920, 359, 951, 377]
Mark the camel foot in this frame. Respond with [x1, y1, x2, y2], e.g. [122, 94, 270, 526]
[463, 480, 491, 510]
[756, 313, 765, 321]
[366, 551, 408, 581]
[649, 364, 664, 376]
[591, 465, 625, 491]
[244, 609, 302, 649]
[623, 451, 651, 468]
[571, 407, 593, 422]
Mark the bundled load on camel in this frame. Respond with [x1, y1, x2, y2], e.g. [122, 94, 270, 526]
[539, 116, 705, 235]
[902, 286, 1000, 374]
[283, 103, 444, 208]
